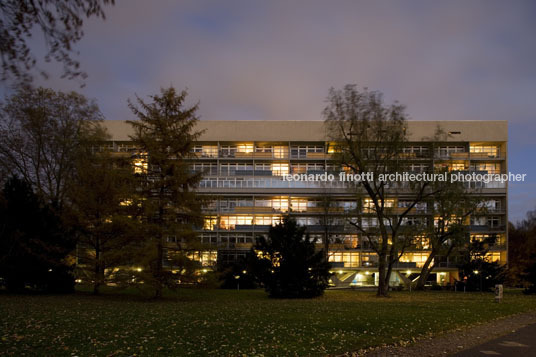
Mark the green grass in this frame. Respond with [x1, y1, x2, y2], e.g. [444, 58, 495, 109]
[1, 288, 535, 356]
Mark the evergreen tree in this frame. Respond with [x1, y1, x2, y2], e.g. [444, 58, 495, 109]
[253, 217, 332, 298]
[127, 87, 205, 298]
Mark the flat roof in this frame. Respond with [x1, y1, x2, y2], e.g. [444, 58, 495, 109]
[103, 120, 508, 142]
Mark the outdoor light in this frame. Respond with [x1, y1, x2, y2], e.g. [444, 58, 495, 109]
[202, 269, 208, 273]
[234, 275, 240, 280]
[338, 270, 343, 274]
[136, 267, 142, 272]
[473, 270, 479, 274]
[365, 271, 370, 275]
[406, 270, 411, 275]
[242, 270, 247, 274]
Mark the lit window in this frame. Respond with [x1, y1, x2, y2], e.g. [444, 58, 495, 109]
[132, 153, 148, 174]
[470, 145, 499, 158]
[271, 163, 289, 176]
[273, 146, 288, 158]
[237, 143, 254, 153]
[219, 216, 254, 230]
[203, 216, 218, 231]
[399, 252, 430, 268]
[290, 198, 308, 212]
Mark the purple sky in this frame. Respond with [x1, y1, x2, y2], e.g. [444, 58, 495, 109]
[3, 0, 536, 221]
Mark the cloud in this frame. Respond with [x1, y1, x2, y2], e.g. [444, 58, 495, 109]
[2, 0, 535, 217]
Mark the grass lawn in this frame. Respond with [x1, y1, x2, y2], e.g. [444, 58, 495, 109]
[1, 288, 535, 356]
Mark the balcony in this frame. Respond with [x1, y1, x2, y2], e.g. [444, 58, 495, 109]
[391, 262, 417, 269]
[469, 225, 506, 232]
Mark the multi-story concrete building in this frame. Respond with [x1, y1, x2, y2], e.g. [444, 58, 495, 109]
[103, 120, 508, 287]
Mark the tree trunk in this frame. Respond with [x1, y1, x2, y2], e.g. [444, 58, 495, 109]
[385, 259, 394, 293]
[415, 250, 437, 290]
[377, 255, 389, 297]
[93, 241, 103, 295]
[323, 228, 329, 263]
[154, 237, 163, 298]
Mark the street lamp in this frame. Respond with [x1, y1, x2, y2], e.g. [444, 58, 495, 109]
[234, 275, 240, 291]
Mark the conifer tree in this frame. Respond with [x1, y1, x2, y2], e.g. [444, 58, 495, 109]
[127, 87, 205, 298]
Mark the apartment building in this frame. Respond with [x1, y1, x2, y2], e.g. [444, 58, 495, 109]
[103, 120, 508, 287]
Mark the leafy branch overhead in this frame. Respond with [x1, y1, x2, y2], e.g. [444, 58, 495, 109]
[0, 0, 114, 83]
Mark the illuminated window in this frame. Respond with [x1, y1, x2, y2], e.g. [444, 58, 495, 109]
[470, 163, 501, 174]
[271, 163, 289, 176]
[434, 215, 460, 228]
[471, 234, 502, 245]
[236, 143, 254, 153]
[412, 236, 430, 249]
[271, 197, 289, 212]
[399, 252, 430, 268]
[327, 143, 341, 154]
[450, 163, 466, 171]
[219, 216, 254, 230]
[290, 198, 308, 212]
[470, 145, 499, 158]
[119, 199, 133, 206]
[254, 197, 288, 212]
[363, 198, 394, 213]
[254, 216, 283, 226]
[329, 252, 360, 268]
[185, 250, 217, 267]
[132, 153, 148, 174]
[483, 252, 501, 263]
[203, 216, 218, 231]
[273, 146, 288, 158]
[331, 234, 359, 248]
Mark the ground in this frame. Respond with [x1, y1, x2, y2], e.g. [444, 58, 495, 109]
[0, 288, 535, 356]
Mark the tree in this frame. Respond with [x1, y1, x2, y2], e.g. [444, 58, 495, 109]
[460, 258, 505, 292]
[413, 170, 480, 290]
[252, 217, 332, 298]
[522, 253, 536, 294]
[508, 210, 536, 287]
[0, 0, 114, 83]
[127, 87, 205, 298]
[0, 176, 75, 292]
[0, 86, 104, 209]
[67, 141, 143, 294]
[324, 85, 436, 297]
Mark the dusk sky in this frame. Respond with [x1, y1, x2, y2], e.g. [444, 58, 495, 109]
[5, 0, 536, 221]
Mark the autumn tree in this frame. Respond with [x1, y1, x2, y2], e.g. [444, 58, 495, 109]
[0, 0, 114, 83]
[0, 86, 104, 210]
[324, 85, 436, 297]
[508, 209, 536, 288]
[413, 171, 480, 289]
[67, 136, 143, 294]
[127, 87, 205, 298]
